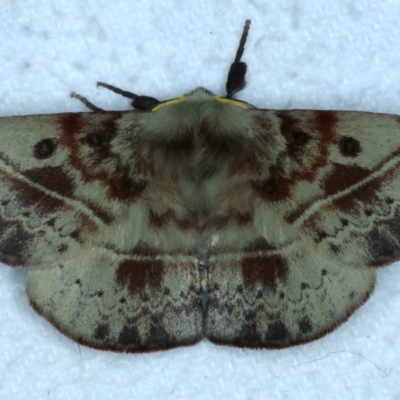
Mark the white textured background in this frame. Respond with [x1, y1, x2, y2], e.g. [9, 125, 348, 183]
[0, 1, 400, 399]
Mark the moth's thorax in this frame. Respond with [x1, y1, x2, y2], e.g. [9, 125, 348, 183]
[135, 88, 262, 182]
[129, 89, 277, 233]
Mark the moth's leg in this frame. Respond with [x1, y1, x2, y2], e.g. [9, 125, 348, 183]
[97, 82, 141, 100]
[97, 81, 160, 110]
[70, 92, 104, 112]
[225, 19, 251, 99]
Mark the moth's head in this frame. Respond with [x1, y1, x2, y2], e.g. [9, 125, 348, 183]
[149, 87, 252, 112]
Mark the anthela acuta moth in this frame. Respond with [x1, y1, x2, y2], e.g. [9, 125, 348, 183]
[0, 20, 398, 352]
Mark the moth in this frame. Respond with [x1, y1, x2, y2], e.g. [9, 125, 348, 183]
[1, 19, 399, 353]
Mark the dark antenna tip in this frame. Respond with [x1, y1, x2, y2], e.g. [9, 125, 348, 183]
[225, 20, 251, 99]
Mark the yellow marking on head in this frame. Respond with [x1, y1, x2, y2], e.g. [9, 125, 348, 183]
[151, 94, 249, 112]
[213, 96, 249, 109]
[151, 97, 186, 112]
